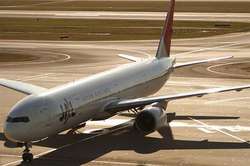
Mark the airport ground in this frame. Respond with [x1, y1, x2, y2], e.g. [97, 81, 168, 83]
[1, 0, 250, 13]
[1, 0, 250, 166]
[1, 18, 250, 40]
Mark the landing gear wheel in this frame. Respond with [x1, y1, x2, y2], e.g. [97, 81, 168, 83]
[22, 152, 33, 162]
[22, 142, 33, 163]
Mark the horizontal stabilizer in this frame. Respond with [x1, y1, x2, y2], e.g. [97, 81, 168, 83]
[0, 79, 47, 95]
[118, 54, 142, 62]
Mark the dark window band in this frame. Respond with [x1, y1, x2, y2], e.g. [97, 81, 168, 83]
[6, 116, 30, 123]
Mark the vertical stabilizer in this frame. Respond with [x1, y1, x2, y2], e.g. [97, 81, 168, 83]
[156, 0, 175, 58]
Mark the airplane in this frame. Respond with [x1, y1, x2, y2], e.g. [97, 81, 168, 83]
[1, 0, 250, 163]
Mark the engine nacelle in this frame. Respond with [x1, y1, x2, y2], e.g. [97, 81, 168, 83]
[134, 105, 167, 134]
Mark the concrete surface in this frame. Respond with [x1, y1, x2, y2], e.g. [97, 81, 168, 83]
[1, 31, 250, 165]
[1, 11, 250, 22]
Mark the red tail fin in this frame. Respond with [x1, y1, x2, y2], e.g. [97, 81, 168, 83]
[156, 0, 175, 58]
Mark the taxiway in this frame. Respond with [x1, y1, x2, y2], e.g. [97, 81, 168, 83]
[1, 31, 250, 165]
[0, 11, 250, 23]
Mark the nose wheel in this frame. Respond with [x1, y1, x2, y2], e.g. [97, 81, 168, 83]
[22, 143, 33, 163]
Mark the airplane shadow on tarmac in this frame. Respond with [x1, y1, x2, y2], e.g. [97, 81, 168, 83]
[1, 115, 249, 166]
[23, 129, 250, 165]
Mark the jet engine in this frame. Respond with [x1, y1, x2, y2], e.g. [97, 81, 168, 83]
[134, 105, 168, 134]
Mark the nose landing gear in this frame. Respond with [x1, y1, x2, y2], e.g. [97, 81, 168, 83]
[22, 143, 33, 163]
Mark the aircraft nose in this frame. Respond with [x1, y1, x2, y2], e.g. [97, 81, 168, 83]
[3, 122, 16, 142]
[3, 122, 25, 143]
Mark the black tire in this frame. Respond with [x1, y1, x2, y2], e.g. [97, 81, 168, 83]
[22, 152, 33, 162]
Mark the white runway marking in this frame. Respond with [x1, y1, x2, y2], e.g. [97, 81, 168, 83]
[0, 52, 71, 66]
[207, 61, 250, 77]
[172, 122, 250, 133]
[189, 117, 249, 143]
[42, 44, 152, 70]
[0, 154, 21, 158]
[87, 119, 250, 133]
[16, 73, 56, 81]
[197, 128, 216, 133]
[174, 41, 248, 58]
[0, 154, 160, 166]
[2, 119, 250, 165]
[92, 160, 161, 166]
[1, 159, 22, 166]
[1, 120, 131, 166]
[206, 97, 250, 104]
[167, 80, 224, 88]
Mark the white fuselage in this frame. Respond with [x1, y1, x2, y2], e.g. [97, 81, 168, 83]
[4, 57, 175, 142]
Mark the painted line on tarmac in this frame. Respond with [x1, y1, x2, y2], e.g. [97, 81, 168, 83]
[48, 47, 152, 70]
[92, 160, 161, 166]
[207, 61, 250, 77]
[0, 52, 71, 67]
[197, 128, 215, 133]
[2, 120, 250, 165]
[189, 117, 249, 143]
[1, 122, 131, 166]
[206, 97, 250, 104]
[0, 154, 21, 158]
[0, 154, 160, 166]
[86, 120, 250, 133]
[174, 41, 248, 57]
[1, 157, 23, 166]
[167, 81, 224, 88]
[15, 73, 56, 81]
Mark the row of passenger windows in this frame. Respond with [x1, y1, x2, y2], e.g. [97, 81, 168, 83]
[6, 116, 30, 123]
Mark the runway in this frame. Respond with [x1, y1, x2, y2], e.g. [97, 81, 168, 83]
[1, 30, 250, 165]
[1, 10, 250, 22]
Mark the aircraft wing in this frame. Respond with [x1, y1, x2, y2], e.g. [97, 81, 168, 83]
[105, 85, 250, 113]
[0, 78, 47, 95]
[174, 56, 233, 68]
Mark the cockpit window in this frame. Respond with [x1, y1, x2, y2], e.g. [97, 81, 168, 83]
[6, 116, 30, 123]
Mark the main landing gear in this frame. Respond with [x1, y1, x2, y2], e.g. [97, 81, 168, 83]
[22, 143, 33, 163]
[67, 123, 86, 134]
